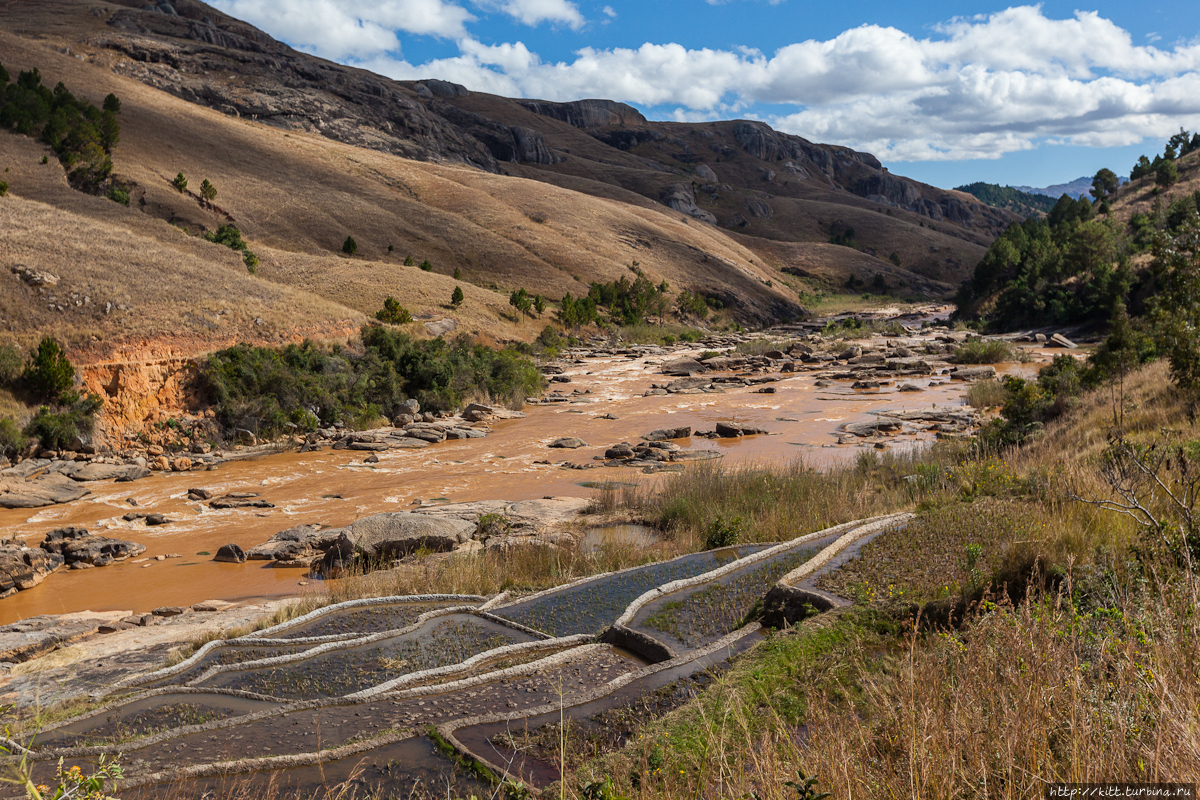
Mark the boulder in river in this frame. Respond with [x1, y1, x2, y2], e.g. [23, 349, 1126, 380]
[213, 543, 247, 563]
[39, 527, 146, 567]
[715, 422, 769, 438]
[549, 437, 588, 449]
[59, 463, 152, 483]
[643, 427, 692, 442]
[0, 546, 63, 597]
[661, 358, 707, 376]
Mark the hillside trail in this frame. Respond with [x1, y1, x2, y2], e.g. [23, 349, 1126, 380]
[0, 339, 1044, 623]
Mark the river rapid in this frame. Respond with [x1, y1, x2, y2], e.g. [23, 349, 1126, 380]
[0, 335, 1047, 624]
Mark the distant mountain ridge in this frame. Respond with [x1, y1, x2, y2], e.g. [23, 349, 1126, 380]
[1012, 176, 1095, 200]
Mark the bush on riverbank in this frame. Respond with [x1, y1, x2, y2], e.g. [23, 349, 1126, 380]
[194, 326, 545, 438]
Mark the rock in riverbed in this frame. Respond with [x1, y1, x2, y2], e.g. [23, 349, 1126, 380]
[0, 546, 63, 598]
[39, 527, 146, 567]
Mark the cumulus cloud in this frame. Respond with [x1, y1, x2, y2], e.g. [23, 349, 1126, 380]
[476, 0, 586, 29]
[211, 0, 476, 57]
[235, 3, 1200, 161]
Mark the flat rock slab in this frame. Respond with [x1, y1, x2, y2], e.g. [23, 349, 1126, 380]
[59, 463, 152, 482]
[840, 419, 905, 437]
[0, 473, 91, 508]
[949, 365, 997, 381]
[549, 437, 588, 449]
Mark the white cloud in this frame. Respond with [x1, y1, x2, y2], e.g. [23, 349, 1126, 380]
[601, 5, 616, 17]
[211, 0, 476, 58]
[473, 0, 586, 29]
[230, 3, 1200, 161]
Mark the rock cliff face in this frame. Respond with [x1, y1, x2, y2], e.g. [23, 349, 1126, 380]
[517, 98, 648, 129]
[98, 1, 499, 168]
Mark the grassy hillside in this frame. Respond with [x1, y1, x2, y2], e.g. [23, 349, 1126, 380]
[0, 0, 1021, 338]
[0, 30, 800, 364]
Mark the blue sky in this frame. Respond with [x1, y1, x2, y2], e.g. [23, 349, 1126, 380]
[212, 0, 1200, 189]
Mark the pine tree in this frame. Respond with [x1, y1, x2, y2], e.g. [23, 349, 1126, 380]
[451, 286, 464, 308]
[173, 173, 188, 193]
[199, 178, 216, 202]
[342, 236, 358, 256]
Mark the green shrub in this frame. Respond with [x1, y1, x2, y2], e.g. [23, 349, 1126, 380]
[419, 259, 432, 272]
[404, 255, 415, 266]
[451, 286, 464, 308]
[454, 267, 462, 280]
[343, 236, 358, 256]
[204, 224, 249, 252]
[243, 251, 259, 271]
[951, 339, 1023, 364]
[173, 172, 188, 193]
[0, 344, 21, 386]
[704, 514, 743, 549]
[106, 184, 129, 205]
[23, 392, 102, 450]
[0, 180, 7, 197]
[22, 337, 74, 402]
[199, 178, 216, 202]
[0, 417, 27, 459]
[376, 297, 413, 324]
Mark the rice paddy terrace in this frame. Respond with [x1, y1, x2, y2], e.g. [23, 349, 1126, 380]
[8, 513, 911, 798]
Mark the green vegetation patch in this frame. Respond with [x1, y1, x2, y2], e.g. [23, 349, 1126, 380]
[194, 326, 545, 438]
[0, 62, 120, 192]
[955, 182, 1058, 216]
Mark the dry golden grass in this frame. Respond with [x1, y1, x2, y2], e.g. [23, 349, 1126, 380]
[322, 533, 703, 606]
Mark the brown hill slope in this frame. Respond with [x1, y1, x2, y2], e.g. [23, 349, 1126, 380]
[0, 27, 799, 364]
[0, 0, 1012, 304]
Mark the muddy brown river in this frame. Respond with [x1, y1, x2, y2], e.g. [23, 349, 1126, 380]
[0, 343, 1046, 623]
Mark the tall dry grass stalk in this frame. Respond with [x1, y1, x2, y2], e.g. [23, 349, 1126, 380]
[323, 533, 704, 605]
[623, 457, 926, 544]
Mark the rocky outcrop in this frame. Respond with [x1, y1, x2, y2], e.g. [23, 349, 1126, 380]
[100, 7, 499, 170]
[659, 184, 717, 224]
[643, 427, 692, 442]
[549, 437, 588, 449]
[0, 546, 63, 598]
[431, 103, 562, 164]
[245, 523, 342, 565]
[39, 527, 146, 567]
[323, 512, 477, 570]
[516, 98, 647, 129]
[714, 422, 769, 438]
